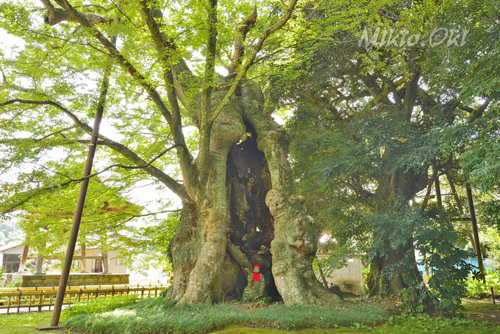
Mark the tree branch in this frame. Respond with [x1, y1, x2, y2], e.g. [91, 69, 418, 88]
[0, 126, 75, 143]
[40, 0, 112, 25]
[95, 138, 188, 199]
[209, 0, 299, 124]
[229, 6, 258, 75]
[1, 99, 93, 132]
[461, 99, 491, 122]
[43, 0, 194, 200]
[83, 208, 182, 227]
[1, 179, 74, 214]
[1, 99, 188, 200]
[52, 0, 174, 125]
[421, 165, 437, 212]
[138, 1, 199, 113]
[403, 71, 420, 121]
[364, 73, 414, 110]
[198, 0, 219, 183]
[53, 144, 178, 183]
[139, 0, 197, 198]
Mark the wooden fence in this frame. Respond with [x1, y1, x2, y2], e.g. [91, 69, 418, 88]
[0, 284, 169, 314]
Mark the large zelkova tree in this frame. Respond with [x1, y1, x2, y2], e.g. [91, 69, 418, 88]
[0, 0, 340, 304]
[264, 0, 499, 302]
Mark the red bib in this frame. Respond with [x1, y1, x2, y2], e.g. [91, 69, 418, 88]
[252, 264, 261, 282]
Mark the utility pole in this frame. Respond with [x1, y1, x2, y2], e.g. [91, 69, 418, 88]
[48, 75, 108, 327]
[37, 4, 120, 330]
[466, 184, 495, 304]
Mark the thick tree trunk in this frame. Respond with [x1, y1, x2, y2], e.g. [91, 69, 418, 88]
[367, 239, 422, 296]
[169, 83, 341, 304]
[367, 168, 427, 297]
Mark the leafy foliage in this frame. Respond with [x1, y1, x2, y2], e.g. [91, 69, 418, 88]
[16, 173, 142, 261]
[414, 218, 474, 312]
[0, 0, 300, 279]
[127, 213, 180, 273]
[465, 270, 500, 299]
[260, 0, 499, 310]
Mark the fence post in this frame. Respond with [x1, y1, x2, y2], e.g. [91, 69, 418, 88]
[38, 291, 44, 312]
[17, 291, 21, 314]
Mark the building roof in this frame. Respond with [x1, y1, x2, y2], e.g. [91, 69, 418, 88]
[0, 242, 25, 253]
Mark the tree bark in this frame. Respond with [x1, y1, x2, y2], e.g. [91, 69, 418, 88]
[35, 255, 44, 274]
[18, 245, 29, 273]
[101, 238, 109, 273]
[367, 167, 428, 297]
[169, 83, 341, 304]
[80, 243, 87, 272]
[366, 238, 422, 296]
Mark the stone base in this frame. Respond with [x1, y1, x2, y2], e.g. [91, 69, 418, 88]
[5, 273, 129, 287]
[35, 325, 64, 331]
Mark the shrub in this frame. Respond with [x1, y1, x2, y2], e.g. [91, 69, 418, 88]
[413, 217, 474, 313]
[465, 269, 500, 299]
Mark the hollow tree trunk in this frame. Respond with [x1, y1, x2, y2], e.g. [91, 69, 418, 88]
[169, 83, 341, 304]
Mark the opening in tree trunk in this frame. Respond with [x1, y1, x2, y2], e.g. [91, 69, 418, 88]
[226, 121, 281, 300]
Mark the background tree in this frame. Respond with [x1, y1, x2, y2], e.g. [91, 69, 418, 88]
[263, 0, 498, 307]
[18, 172, 143, 271]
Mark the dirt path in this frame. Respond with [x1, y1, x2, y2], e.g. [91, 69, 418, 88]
[463, 298, 500, 324]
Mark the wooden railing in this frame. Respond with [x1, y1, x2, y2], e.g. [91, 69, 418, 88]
[0, 284, 169, 314]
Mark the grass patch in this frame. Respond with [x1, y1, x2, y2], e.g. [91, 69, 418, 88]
[0, 311, 68, 334]
[213, 315, 500, 334]
[61, 296, 500, 334]
[1, 299, 500, 334]
[64, 297, 388, 333]
[61, 294, 139, 321]
[249, 304, 386, 329]
[462, 298, 500, 311]
[378, 314, 500, 334]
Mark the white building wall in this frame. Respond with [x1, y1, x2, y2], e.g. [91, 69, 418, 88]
[317, 256, 364, 296]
